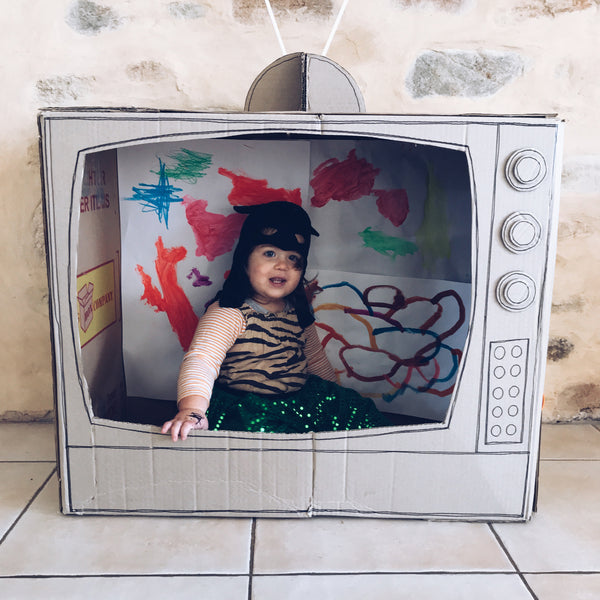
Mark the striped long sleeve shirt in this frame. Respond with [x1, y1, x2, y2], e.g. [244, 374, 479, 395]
[177, 301, 335, 404]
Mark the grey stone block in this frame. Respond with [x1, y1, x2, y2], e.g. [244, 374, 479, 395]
[406, 49, 525, 98]
[168, 1, 206, 19]
[65, 0, 122, 35]
[36, 75, 95, 103]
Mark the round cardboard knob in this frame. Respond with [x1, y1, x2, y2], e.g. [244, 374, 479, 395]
[505, 149, 547, 191]
[501, 212, 542, 253]
[496, 271, 536, 311]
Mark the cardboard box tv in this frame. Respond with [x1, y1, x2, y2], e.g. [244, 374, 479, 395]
[39, 108, 563, 521]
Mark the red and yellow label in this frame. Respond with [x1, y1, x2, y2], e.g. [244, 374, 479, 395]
[76, 260, 117, 347]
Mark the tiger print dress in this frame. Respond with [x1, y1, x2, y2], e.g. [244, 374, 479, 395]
[178, 300, 391, 433]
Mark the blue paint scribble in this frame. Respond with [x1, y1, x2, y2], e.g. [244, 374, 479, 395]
[127, 158, 182, 228]
[187, 268, 212, 287]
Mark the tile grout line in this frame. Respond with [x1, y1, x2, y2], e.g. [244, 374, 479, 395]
[0, 460, 56, 464]
[0, 573, 249, 580]
[540, 458, 600, 462]
[488, 523, 539, 600]
[247, 518, 257, 600]
[250, 570, 536, 577]
[0, 466, 57, 546]
[4, 570, 598, 580]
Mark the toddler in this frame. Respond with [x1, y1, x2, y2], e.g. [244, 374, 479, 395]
[162, 201, 390, 440]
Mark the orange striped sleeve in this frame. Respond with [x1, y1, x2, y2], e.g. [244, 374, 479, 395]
[177, 303, 246, 404]
[304, 323, 336, 382]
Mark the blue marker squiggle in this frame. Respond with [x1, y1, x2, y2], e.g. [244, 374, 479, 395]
[126, 158, 182, 228]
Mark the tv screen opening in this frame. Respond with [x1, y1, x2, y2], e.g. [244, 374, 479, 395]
[77, 134, 472, 430]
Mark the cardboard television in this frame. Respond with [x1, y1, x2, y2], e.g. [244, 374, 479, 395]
[39, 56, 563, 521]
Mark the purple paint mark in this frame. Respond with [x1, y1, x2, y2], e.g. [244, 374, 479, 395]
[187, 268, 212, 287]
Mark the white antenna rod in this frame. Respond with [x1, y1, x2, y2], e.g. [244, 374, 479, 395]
[264, 0, 287, 55]
[322, 0, 350, 57]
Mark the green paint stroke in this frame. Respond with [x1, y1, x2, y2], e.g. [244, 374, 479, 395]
[160, 148, 213, 184]
[359, 227, 418, 259]
[416, 162, 451, 272]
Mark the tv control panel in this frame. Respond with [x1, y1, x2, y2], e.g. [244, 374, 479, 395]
[478, 124, 560, 451]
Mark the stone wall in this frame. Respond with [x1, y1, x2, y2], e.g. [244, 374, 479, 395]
[2, 0, 599, 422]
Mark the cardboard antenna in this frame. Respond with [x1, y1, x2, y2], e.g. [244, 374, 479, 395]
[244, 52, 366, 113]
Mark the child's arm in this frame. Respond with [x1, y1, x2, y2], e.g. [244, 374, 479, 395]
[304, 323, 337, 382]
[161, 303, 246, 441]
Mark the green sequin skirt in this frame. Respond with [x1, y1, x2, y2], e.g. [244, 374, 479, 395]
[206, 375, 391, 433]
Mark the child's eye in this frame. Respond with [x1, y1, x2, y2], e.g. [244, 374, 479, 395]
[263, 249, 276, 258]
[288, 254, 303, 269]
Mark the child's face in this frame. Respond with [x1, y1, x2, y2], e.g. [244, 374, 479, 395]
[246, 244, 303, 309]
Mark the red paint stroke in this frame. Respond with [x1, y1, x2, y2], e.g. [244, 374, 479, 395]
[183, 196, 246, 261]
[136, 237, 198, 351]
[373, 188, 409, 227]
[310, 149, 379, 207]
[218, 168, 302, 206]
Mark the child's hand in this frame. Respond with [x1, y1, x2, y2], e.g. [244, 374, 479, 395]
[161, 409, 209, 441]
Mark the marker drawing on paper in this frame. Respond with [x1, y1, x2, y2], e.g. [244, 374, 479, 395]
[127, 159, 183, 228]
[161, 148, 212, 184]
[313, 282, 466, 402]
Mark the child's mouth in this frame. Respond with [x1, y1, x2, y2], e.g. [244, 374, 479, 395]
[270, 277, 287, 285]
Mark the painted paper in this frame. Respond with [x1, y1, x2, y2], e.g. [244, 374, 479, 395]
[117, 138, 472, 417]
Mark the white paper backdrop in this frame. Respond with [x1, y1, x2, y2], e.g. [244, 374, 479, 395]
[118, 137, 471, 418]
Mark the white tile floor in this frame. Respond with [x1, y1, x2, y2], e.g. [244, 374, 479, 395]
[1, 422, 599, 599]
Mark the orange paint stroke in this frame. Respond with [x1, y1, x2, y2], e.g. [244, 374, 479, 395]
[136, 236, 199, 351]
